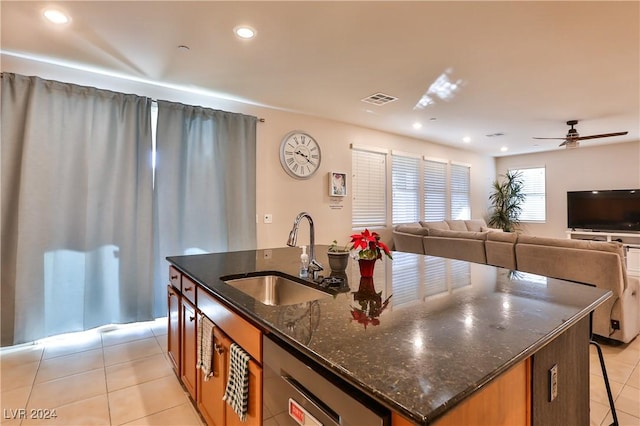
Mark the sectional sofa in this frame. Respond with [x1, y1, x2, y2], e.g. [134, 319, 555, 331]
[392, 219, 640, 344]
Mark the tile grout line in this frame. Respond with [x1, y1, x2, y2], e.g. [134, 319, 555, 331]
[100, 331, 114, 426]
[18, 342, 45, 426]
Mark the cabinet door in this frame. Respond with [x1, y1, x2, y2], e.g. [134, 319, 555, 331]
[198, 327, 229, 426]
[181, 298, 198, 400]
[225, 355, 263, 426]
[167, 285, 181, 372]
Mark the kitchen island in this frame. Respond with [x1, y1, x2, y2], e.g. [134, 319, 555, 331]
[167, 247, 611, 425]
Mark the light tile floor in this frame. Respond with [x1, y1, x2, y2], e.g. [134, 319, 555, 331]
[0, 319, 204, 426]
[1, 319, 639, 425]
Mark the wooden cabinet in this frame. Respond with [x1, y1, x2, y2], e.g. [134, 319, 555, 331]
[198, 327, 229, 426]
[167, 285, 181, 372]
[228, 359, 262, 426]
[168, 267, 262, 426]
[198, 327, 262, 426]
[531, 316, 590, 426]
[181, 298, 198, 400]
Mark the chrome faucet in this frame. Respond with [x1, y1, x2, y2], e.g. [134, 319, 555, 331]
[287, 212, 324, 276]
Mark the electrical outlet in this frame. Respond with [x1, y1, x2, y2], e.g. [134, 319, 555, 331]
[263, 214, 273, 224]
[611, 319, 620, 330]
[549, 364, 558, 402]
[263, 249, 272, 260]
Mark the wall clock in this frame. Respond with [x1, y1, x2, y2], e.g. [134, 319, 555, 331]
[279, 130, 322, 179]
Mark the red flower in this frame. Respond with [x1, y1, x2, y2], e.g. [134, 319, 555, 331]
[349, 229, 393, 260]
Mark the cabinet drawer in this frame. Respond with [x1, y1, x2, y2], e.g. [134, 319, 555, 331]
[169, 266, 181, 290]
[198, 286, 262, 363]
[182, 275, 197, 305]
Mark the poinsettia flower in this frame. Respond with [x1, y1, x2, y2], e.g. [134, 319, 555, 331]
[349, 228, 393, 260]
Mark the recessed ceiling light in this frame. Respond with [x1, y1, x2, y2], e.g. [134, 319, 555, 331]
[500, 146, 508, 152]
[234, 26, 256, 39]
[43, 9, 70, 24]
[462, 136, 471, 143]
[413, 122, 423, 130]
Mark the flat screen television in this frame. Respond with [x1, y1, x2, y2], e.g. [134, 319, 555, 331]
[567, 189, 640, 232]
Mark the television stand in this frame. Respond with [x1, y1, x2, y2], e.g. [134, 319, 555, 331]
[567, 230, 640, 277]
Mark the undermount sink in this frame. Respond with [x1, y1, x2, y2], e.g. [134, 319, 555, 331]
[223, 275, 330, 306]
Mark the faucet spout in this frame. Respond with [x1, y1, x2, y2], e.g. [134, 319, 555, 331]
[286, 212, 323, 275]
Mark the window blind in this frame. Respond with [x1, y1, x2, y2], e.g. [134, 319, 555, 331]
[450, 163, 471, 220]
[511, 167, 546, 222]
[424, 159, 447, 221]
[352, 149, 387, 227]
[392, 154, 420, 225]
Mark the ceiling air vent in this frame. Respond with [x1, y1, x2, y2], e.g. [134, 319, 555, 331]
[361, 92, 398, 106]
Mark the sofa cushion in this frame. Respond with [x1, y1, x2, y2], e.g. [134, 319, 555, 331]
[487, 231, 518, 243]
[517, 235, 625, 257]
[482, 226, 504, 233]
[395, 224, 430, 236]
[423, 234, 487, 263]
[445, 220, 468, 231]
[464, 219, 488, 232]
[428, 228, 488, 240]
[419, 221, 450, 231]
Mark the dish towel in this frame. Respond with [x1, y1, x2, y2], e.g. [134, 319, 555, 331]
[222, 342, 251, 422]
[196, 314, 215, 381]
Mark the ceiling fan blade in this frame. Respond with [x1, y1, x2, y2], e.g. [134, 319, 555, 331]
[532, 137, 568, 140]
[575, 131, 628, 141]
[558, 140, 568, 147]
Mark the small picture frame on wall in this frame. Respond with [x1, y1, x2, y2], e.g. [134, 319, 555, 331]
[329, 172, 347, 197]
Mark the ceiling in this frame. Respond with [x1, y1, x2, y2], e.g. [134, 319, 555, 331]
[2, 1, 639, 157]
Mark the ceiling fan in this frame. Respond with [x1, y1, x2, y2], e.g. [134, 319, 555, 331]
[533, 120, 628, 148]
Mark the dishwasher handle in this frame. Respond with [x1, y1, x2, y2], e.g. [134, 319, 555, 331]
[282, 374, 341, 425]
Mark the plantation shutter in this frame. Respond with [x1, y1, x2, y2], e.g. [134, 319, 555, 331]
[424, 159, 447, 221]
[511, 167, 546, 222]
[352, 148, 387, 228]
[450, 163, 471, 220]
[392, 154, 420, 225]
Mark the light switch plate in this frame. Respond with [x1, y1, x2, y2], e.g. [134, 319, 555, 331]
[264, 214, 273, 224]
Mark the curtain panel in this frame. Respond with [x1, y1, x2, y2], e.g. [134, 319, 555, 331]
[152, 101, 257, 317]
[1, 73, 154, 345]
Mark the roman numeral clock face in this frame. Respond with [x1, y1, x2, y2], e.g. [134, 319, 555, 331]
[279, 131, 322, 179]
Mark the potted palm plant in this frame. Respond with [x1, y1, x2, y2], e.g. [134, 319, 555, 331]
[327, 240, 350, 272]
[488, 170, 526, 232]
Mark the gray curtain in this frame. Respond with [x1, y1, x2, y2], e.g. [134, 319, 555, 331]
[1, 73, 154, 345]
[152, 101, 257, 317]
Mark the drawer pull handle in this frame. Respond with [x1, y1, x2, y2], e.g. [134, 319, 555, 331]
[184, 286, 193, 292]
[189, 315, 195, 322]
[214, 343, 225, 355]
[170, 275, 178, 280]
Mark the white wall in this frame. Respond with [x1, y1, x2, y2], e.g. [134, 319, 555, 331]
[495, 141, 640, 238]
[3, 55, 496, 249]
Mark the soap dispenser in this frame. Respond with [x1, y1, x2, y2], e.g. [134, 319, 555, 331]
[299, 245, 309, 278]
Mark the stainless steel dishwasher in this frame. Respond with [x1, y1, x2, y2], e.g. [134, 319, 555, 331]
[263, 335, 390, 426]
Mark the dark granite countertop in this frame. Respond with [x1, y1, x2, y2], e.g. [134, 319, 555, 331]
[167, 246, 611, 425]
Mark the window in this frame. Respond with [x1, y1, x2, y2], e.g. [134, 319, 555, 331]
[510, 167, 546, 222]
[423, 159, 447, 221]
[392, 154, 420, 224]
[450, 163, 470, 220]
[352, 148, 387, 228]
